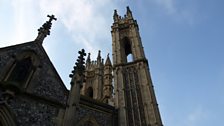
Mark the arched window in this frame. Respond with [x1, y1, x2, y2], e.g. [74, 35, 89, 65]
[86, 87, 93, 98]
[3, 50, 39, 90]
[127, 53, 133, 62]
[122, 37, 133, 63]
[7, 57, 33, 85]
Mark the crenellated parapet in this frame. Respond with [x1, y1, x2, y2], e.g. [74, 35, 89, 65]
[81, 50, 113, 101]
[85, 51, 104, 71]
[112, 6, 139, 32]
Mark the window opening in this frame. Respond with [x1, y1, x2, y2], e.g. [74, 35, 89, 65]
[7, 57, 33, 85]
[123, 37, 133, 63]
[127, 53, 133, 62]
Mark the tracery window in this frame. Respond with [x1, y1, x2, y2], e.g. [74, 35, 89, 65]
[7, 57, 33, 85]
[3, 51, 39, 90]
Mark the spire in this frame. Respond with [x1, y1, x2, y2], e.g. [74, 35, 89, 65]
[97, 50, 101, 64]
[113, 9, 119, 22]
[105, 53, 112, 66]
[69, 49, 86, 86]
[64, 49, 86, 126]
[102, 53, 113, 104]
[86, 53, 91, 64]
[97, 50, 101, 59]
[35, 14, 57, 44]
[126, 6, 133, 18]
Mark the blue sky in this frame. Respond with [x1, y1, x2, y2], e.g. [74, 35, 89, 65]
[0, 0, 224, 126]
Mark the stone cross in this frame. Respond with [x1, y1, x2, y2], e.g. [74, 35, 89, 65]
[47, 15, 57, 22]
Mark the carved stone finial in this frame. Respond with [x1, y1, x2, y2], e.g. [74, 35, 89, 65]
[70, 49, 86, 86]
[86, 52, 91, 64]
[35, 14, 57, 44]
[97, 50, 101, 59]
[126, 6, 133, 18]
[114, 10, 118, 15]
[127, 6, 131, 12]
[97, 50, 102, 66]
[113, 9, 119, 22]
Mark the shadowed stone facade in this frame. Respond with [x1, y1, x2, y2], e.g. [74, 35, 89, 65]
[0, 8, 162, 126]
[0, 42, 68, 126]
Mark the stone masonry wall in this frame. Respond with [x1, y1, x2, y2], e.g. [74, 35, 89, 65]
[8, 95, 59, 126]
[0, 42, 68, 105]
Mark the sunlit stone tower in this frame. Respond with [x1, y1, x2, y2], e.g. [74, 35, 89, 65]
[111, 7, 163, 126]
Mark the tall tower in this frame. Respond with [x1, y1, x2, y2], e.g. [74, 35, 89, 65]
[112, 7, 163, 126]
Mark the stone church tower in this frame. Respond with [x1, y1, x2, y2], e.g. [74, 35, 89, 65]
[0, 7, 163, 126]
[111, 7, 163, 126]
[81, 51, 105, 100]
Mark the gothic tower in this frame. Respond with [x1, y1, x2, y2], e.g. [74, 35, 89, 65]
[111, 7, 163, 126]
[81, 51, 104, 100]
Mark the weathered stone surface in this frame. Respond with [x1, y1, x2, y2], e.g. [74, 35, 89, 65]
[77, 105, 112, 126]
[0, 42, 68, 105]
[8, 96, 58, 126]
[32, 77, 67, 104]
[112, 7, 163, 126]
[0, 42, 67, 125]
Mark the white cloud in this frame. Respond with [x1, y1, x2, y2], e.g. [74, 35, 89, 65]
[0, 0, 117, 57]
[0, 0, 118, 88]
[0, 0, 121, 88]
[39, 0, 116, 57]
[37, 0, 119, 87]
[0, 0, 40, 46]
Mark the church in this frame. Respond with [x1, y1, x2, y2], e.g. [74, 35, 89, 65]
[0, 7, 163, 126]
